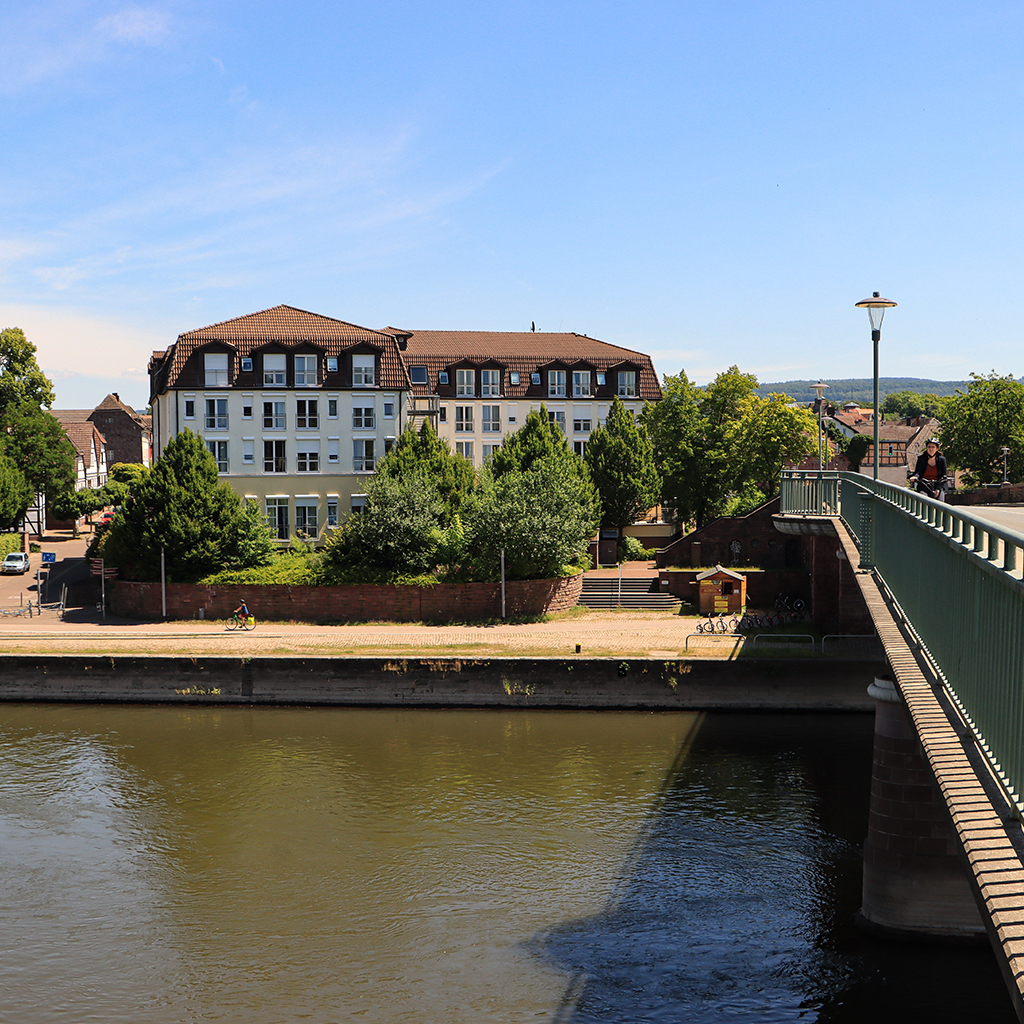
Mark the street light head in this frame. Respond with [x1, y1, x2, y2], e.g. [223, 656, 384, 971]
[810, 380, 830, 403]
[856, 292, 898, 332]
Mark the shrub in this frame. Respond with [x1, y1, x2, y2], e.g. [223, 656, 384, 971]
[617, 535, 655, 561]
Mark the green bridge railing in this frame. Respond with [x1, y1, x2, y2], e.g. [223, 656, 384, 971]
[781, 470, 1024, 814]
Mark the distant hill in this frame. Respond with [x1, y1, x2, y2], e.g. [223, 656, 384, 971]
[756, 377, 972, 407]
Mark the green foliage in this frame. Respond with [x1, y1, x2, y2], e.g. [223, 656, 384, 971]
[845, 434, 872, 472]
[585, 397, 661, 528]
[757, 376, 969, 406]
[617, 535, 656, 561]
[199, 552, 317, 586]
[102, 429, 253, 581]
[0, 405, 76, 498]
[221, 499, 276, 570]
[0, 453, 32, 530]
[735, 392, 816, 495]
[467, 456, 600, 581]
[376, 420, 476, 514]
[880, 389, 948, 420]
[0, 532, 23, 557]
[940, 372, 1024, 485]
[0, 328, 55, 417]
[723, 480, 767, 517]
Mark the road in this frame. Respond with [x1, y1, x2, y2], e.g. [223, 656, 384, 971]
[966, 503, 1024, 535]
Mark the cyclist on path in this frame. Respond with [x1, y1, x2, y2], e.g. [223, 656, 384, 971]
[909, 438, 948, 501]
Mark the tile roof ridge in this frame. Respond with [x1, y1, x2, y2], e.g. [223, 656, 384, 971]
[178, 304, 390, 340]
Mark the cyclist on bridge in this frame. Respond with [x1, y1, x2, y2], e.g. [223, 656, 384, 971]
[909, 438, 948, 501]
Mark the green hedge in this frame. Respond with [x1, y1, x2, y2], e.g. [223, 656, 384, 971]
[0, 534, 23, 558]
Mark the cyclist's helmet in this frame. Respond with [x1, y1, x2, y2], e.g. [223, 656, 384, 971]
[926, 438, 940, 446]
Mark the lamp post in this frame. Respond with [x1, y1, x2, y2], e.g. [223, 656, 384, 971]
[810, 381, 829, 471]
[855, 292, 898, 481]
[1001, 446, 1010, 485]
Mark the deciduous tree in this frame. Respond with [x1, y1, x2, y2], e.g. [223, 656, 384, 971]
[939, 372, 1024, 485]
[0, 328, 54, 417]
[0, 453, 31, 530]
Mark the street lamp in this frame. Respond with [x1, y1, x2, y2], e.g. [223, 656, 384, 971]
[1001, 446, 1010, 485]
[855, 292, 898, 481]
[810, 381, 830, 471]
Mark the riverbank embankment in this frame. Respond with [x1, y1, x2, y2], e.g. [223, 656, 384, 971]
[0, 654, 880, 709]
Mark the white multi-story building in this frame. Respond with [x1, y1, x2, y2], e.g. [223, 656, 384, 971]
[149, 306, 412, 540]
[384, 328, 662, 464]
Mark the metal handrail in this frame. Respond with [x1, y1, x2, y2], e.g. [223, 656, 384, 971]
[781, 470, 1024, 812]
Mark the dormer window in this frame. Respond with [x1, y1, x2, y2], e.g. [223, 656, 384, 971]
[410, 366, 428, 385]
[263, 353, 286, 386]
[326, 357, 338, 373]
[295, 354, 317, 387]
[572, 370, 591, 397]
[438, 372, 449, 385]
[204, 352, 229, 387]
[456, 369, 475, 396]
[617, 370, 637, 397]
[481, 369, 501, 396]
[548, 370, 566, 397]
[353, 354, 375, 387]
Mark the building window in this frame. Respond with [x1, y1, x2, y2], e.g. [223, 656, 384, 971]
[456, 441, 473, 460]
[510, 371, 520, 385]
[205, 440, 228, 473]
[296, 399, 319, 429]
[242, 439, 254, 465]
[328, 397, 338, 418]
[327, 498, 339, 527]
[455, 406, 473, 432]
[383, 401, 394, 418]
[242, 396, 253, 419]
[573, 411, 592, 432]
[264, 440, 286, 473]
[481, 369, 501, 396]
[548, 370, 566, 397]
[263, 353, 286, 386]
[295, 354, 317, 387]
[263, 401, 285, 429]
[295, 501, 318, 538]
[328, 438, 339, 463]
[482, 442, 500, 459]
[508, 404, 517, 424]
[548, 410, 566, 433]
[266, 498, 288, 540]
[241, 357, 253, 373]
[327, 357, 338, 373]
[353, 405, 375, 429]
[439, 406, 447, 423]
[205, 398, 228, 430]
[617, 370, 637, 397]
[572, 370, 591, 397]
[184, 397, 195, 419]
[410, 366, 428, 385]
[596, 372, 607, 386]
[438, 372, 449, 385]
[482, 406, 501, 432]
[574, 440, 588, 457]
[296, 441, 320, 473]
[353, 355, 375, 387]
[456, 369, 475, 396]
[354, 439, 375, 472]
[204, 352, 229, 387]
[351, 495, 367, 515]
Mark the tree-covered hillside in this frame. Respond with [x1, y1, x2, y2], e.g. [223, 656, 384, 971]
[756, 377, 973, 406]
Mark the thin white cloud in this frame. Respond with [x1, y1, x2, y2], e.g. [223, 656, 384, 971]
[96, 7, 170, 44]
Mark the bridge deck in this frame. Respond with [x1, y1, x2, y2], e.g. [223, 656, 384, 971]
[834, 519, 1024, 1019]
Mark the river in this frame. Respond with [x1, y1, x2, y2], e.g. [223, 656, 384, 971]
[0, 705, 1013, 1023]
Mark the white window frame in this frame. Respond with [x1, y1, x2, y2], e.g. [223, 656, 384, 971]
[266, 497, 289, 540]
[354, 438, 375, 472]
[296, 398, 319, 429]
[454, 406, 473, 432]
[481, 369, 501, 397]
[456, 369, 475, 397]
[548, 370, 566, 397]
[205, 439, 228, 473]
[353, 404, 375, 429]
[617, 370, 637, 398]
[296, 440, 320, 473]
[204, 352, 229, 387]
[204, 397, 228, 430]
[242, 438, 255, 465]
[263, 353, 287, 387]
[184, 395, 196, 420]
[242, 395, 253, 419]
[353, 355, 375, 387]
[294, 354, 318, 387]
[572, 370, 591, 397]
[295, 500, 319, 537]
[264, 440, 286, 473]
[548, 410, 566, 433]
[327, 437, 340, 464]
[482, 405, 501, 433]
[263, 400, 286, 430]
[456, 441, 474, 461]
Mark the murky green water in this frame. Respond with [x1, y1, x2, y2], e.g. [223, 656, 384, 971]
[0, 705, 1013, 1022]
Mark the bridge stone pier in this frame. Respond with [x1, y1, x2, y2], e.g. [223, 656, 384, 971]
[860, 676, 986, 941]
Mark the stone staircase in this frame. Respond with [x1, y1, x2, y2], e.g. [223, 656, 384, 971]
[578, 576, 682, 610]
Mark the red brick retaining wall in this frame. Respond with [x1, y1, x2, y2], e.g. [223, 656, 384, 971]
[109, 573, 584, 623]
[948, 483, 1024, 506]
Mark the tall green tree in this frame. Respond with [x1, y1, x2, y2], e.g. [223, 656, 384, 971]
[645, 366, 758, 530]
[102, 429, 250, 581]
[0, 453, 32, 530]
[375, 420, 476, 514]
[735, 393, 816, 496]
[0, 406, 76, 498]
[939, 372, 1024, 485]
[0, 328, 55, 417]
[585, 397, 661, 528]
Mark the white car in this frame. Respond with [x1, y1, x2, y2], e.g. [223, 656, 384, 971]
[1, 552, 30, 574]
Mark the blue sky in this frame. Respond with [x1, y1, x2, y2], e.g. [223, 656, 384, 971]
[2, 0, 1023, 410]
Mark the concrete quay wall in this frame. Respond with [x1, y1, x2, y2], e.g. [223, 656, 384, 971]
[0, 655, 879, 710]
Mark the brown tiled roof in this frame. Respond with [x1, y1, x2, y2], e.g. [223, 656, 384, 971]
[51, 414, 107, 470]
[94, 393, 147, 425]
[388, 329, 662, 401]
[155, 305, 410, 393]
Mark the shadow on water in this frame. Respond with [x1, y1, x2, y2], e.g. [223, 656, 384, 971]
[528, 713, 1016, 1024]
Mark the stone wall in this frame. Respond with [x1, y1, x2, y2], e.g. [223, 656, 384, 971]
[109, 573, 584, 623]
[948, 483, 1024, 506]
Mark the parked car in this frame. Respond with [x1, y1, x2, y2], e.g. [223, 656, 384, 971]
[1, 552, 30, 574]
